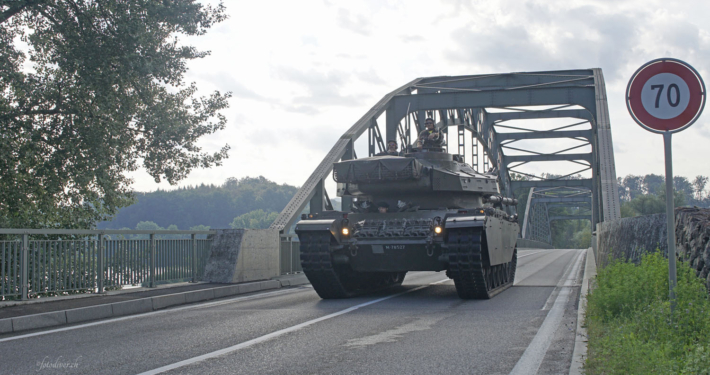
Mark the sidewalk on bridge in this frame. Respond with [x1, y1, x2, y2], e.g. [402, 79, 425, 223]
[0, 273, 309, 335]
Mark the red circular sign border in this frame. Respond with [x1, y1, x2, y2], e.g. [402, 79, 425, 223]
[626, 58, 705, 133]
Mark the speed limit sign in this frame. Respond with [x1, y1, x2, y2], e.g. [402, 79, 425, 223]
[626, 57, 705, 314]
[626, 58, 705, 133]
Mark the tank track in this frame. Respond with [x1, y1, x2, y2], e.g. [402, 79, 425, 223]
[446, 227, 517, 299]
[299, 231, 406, 299]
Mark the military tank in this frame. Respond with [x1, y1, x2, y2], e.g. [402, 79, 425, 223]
[295, 146, 520, 299]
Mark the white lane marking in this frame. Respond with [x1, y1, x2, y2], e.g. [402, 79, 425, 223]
[137, 279, 450, 375]
[509, 250, 585, 375]
[0, 287, 310, 343]
[344, 315, 447, 348]
[541, 250, 585, 310]
[514, 249, 578, 286]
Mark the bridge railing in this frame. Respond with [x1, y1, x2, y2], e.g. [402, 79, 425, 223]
[0, 229, 215, 301]
[279, 235, 302, 275]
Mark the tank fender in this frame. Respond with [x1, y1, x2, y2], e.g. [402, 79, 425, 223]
[484, 216, 519, 266]
[294, 219, 344, 244]
[444, 215, 486, 229]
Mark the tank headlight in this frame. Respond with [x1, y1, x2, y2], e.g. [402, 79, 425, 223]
[342, 228, 350, 236]
[434, 226, 443, 234]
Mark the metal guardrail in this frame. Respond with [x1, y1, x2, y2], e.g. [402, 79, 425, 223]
[0, 229, 215, 300]
[279, 236, 302, 275]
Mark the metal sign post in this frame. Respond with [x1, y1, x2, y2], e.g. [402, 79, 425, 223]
[626, 58, 706, 313]
[662, 132, 677, 308]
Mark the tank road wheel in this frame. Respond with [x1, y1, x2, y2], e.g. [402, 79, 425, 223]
[446, 228, 516, 299]
[299, 232, 407, 299]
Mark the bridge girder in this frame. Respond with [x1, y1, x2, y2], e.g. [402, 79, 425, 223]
[271, 70, 621, 249]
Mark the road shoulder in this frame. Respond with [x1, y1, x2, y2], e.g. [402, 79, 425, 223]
[569, 247, 597, 375]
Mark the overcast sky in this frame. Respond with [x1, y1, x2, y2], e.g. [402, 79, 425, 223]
[128, 0, 710, 192]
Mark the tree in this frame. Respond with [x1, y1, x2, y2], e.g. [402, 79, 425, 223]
[572, 227, 591, 248]
[692, 175, 708, 201]
[135, 220, 161, 231]
[620, 203, 637, 218]
[673, 176, 694, 203]
[628, 194, 665, 216]
[621, 175, 643, 200]
[0, 1, 230, 229]
[98, 176, 298, 230]
[656, 183, 686, 208]
[230, 209, 279, 229]
[643, 174, 664, 195]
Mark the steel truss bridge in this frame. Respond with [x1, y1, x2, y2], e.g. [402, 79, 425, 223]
[270, 69, 621, 248]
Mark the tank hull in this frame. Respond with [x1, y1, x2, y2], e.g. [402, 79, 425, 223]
[296, 151, 520, 299]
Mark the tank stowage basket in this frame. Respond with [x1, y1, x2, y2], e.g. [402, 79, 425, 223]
[333, 157, 423, 184]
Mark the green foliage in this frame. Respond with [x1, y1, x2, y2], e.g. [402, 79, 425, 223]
[585, 252, 710, 374]
[0, 1, 230, 229]
[550, 216, 591, 249]
[571, 227, 591, 248]
[619, 174, 709, 208]
[99, 176, 297, 230]
[626, 194, 666, 216]
[230, 209, 279, 229]
[620, 186, 686, 217]
[619, 202, 637, 218]
[136, 221, 162, 231]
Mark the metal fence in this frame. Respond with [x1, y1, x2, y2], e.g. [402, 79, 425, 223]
[280, 235, 302, 274]
[0, 229, 215, 300]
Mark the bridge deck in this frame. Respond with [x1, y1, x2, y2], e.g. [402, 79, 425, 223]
[0, 249, 587, 375]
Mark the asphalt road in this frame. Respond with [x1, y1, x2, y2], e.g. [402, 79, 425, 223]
[0, 249, 585, 375]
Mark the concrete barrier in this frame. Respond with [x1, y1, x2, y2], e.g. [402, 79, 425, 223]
[203, 229, 281, 284]
[213, 285, 241, 299]
[66, 305, 113, 324]
[570, 248, 597, 375]
[0, 277, 309, 334]
[152, 293, 186, 310]
[12, 311, 66, 332]
[0, 317, 14, 334]
[184, 289, 215, 304]
[111, 299, 153, 317]
[239, 282, 261, 294]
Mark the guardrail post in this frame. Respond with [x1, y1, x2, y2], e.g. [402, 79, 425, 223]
[21, 233, 29, 300]
[278, 236, 284, 275]
[191, 233, 197, 283]
[97, 234, 104, 293]
[289, 237, 295, 274]
[150, 233, 156, 288]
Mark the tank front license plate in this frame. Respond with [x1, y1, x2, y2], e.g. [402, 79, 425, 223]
[384, 245, 405, 250]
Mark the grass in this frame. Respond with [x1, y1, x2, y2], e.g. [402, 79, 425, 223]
[585, 252, 710, 374]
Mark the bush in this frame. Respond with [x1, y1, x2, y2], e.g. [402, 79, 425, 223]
[230, 209, 279, 229]
[585, 252, 710, 374]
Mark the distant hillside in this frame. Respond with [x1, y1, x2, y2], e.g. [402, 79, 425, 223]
[98, 176, 299, 229]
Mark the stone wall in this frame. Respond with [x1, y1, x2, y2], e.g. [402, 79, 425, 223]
[675, 207, 710, 291]
[595, 207, 710, 292]
[595, 213, 667, 267]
